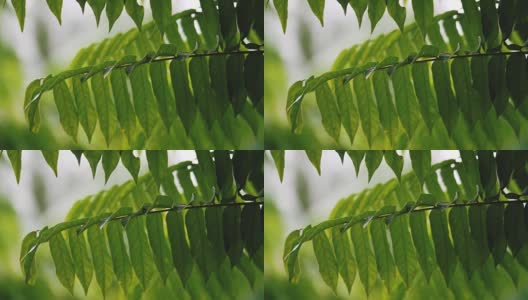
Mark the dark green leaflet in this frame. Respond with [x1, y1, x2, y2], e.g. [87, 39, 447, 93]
[451, 58, 478, 127]
[274, 0, 288, 32]
[488, 55, 509, 116]
[270, 150, 285, 182]
[120, 151, 140, 182]
[83, 151, 102, 178]
[146, 214, 172, 283]
[223, 206, 244, 266]
[410, 150, 431, 187]
[389, 214, 418, 287]
[67, 229, 93, 294]
[205, 206, 225, 257]
[477, 151, 498, 199]
[384, 151, 403, 181]
[25, 79, 41, 133]
[12, 0, 26, 31]
[370, 218, 396, 291]
[126, 216, 154, 289]
[209, 56, 230, 117]
[87, 226, 113, 298]
[187, 209, 217, 278]
[315, 82, 341, 142]
[353, 74, 379, 148]
[166, 211, 194, 285]
[72, 76, 97, 142]
[331, 228, 356, 292]
[412, 0, 433, 36]
[49, 232, 75, 294]
[218, 0, 240, 50]
[227, 54, 248, 114]
[392, 66, 420, 139]
[449, 207, 478, 278]
[350, 223, 377, 296]
[286, 81, 304, 134]
[347, 150, 366, 176]
[284, 229, 301, 282]
[46, 0, 63, 24]
[430, 209, 457, 285]
[245, 53, 264, 108]
[471, 56, 492, 119]
[409, 210, 435, 281]
[334, 79, 359, 145]
[504, 202, 528, 256]
[7, 150, 22, 183]
[432, 60, 458, 136]
[368, 0, 386, 33]
[170, 59, 196, 136]
[305, 150, 322, 175]
[189, 57, 216, 128]
[90, 72, 118, 146]
[506, 53, 528, 108]
[372, 71, 398, 146]
[199, 0, 220, 41]
[150, 0, 171, 35]
[125, 0, 144, 29]
[146, 150, 168, 188]
[365, 151, 383, 182]
[87, 0, 106, 25]
[20, 231, 37, 284]
[129, 64, 159, 136]
[106, 220, 133, 293]
[468, 205, 489, 268]
[150, 61, 176, 131]
[110, 69, 137, 144]
[53, 81, 79, 141]
[106, 0, 124, 31]
[307, 0, 325, 26]
[498, 0, 517, 40]
[41, 150, 59, 176]
[101, 151, 120, 183]
[312, 231, 338, 293]
[480, 0, 501, 48]
[350, 0, 367, 27]
[386, 0, 406, 31]
[214, 150, 236, 202]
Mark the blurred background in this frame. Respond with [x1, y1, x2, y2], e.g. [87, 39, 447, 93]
[0, 150, 196, 299]
[0, 1, 199, 148]
[264, 150, 462, 298]
[264, 1, 461, 148]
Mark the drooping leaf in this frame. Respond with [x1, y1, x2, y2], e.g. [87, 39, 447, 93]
[41, 150, 59, 177]
[166, 211, 194, 285]
[146, 213, 172, 283]
[370, 217, 396, 291]
[365, 151, 383, 182]
[101, 151, 120, 183]
[49, 232, 75, 294]
[305, 150, 322, 175]
[307, 0, 325, 26]
[105, 220, 133, 293]
[270, 150, 285, 182]
[410, 150, 431, 187]
[409, 209, 435, 281]
[312, 231, 339, 293]
[11, 0, 26, 31]
[7, 150, 22, 183]
[126, 216, 154, 289]
[389, 214, 418, 287]
[274, 0, 288, 33]
[412, 0, 433, 36]
[383, 151, 403, 181]
[350, 222, 377, 296]
[150, 0, 171, 35]
[315, 82, 341, 142]
[68, 229, 93, 295]
[429, 209, 457, 285]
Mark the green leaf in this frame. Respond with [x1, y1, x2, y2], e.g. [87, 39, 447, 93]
[126, 216, 154, 289]
[129, 64, 159, 136]
[496, 151, 515, 189]
[274, 0, 288, 33]
[205, 206, 225, 257]
[429, 209, 457, 285]
[305, 150, 322, 175]
[410, 151, 431, 187]
[41, 150, 59, 177]
[170, 59, 196, 135]
[24, 79, 41, 133]
[270, 150, 285, 182]
[449, 207, 478, 278]
[350, 222, 377, 296]
[411, 62, 437, 132]
[105, 0, 124, 31]
[370, 218, 396, 292]
[412, 0, 433, 36]
[53, 81, 79, 141]
[372, 71, 398, 146]
[146, 214, 172, 283]
[312, 231, 339, 293]
[389, 214, 418, 287]
[347, 151, 366, 176]
[150, 61, 176, 131]
[468, 205, 489, 267]
[209, 56, 230, 117]
[432, 60, 458, 136]
[386, 0, 406, 31]
[350, 0, 368, 27]
[286, 80, 304, 134]
[87, 226, 113, 298]
[409, 209, 435, 281]
[368, 0, 385, 33]
[166, 211, 194, 285]
[187, 209, 214, 278]
[504, 202, 528, 257]
[20, 231, 37, 284]
[199, 0, 221, 42]
[67, 229, 93, 295]
[315, 82, 341, 142]
[218, 0, 240, 50]
[498, 0, 517, 40]
[227, 54, 248, 114]
[383, 151, 403, 181]
[190, 57, 216, 128]
[46, 0, 63, 24]
[11, 0, 26, 31]
[365, 151, 383, 182]
[480, 0, 501, 48]
[120, 151, 140, 182]
[223, 206, 244, 266]
[460, 0, 482, 48]
[284, 229, 301, 282]
[110, 69, 137, 145]
[101, 151, 120, 183]
[471, 56, 492, 118]
[477, 151, 498, 199]
[146, 150, 168, 188]
[90, 72, 118, 146]
[353, 74, 379, 148]
[72, 77, 97, 142]
[307, 0, 325, 26]
[7, 150, 22, 183]
[124, 0, 144, 29]
[83, 151, 102, 178]
[105, 220, 133, 293]
[334, 79, 359, 145]
[487, 203, 507, 265]
[150, 0, 171, 35]
[451, 57, 478, 127]
[49, 232, 75, 294]
[392, 66, 420, 139]
[214, 150, 236, 202]
[487, 55, 509, 116]
[87, 0, 106, 25]
[331, 228, 356, 292]
[506, 53, 528, 108]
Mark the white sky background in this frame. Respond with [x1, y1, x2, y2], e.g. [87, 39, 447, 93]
[0, 0, 200, 85]
[266, 0, 462, 84]
[265, 151, 460, 234]
[0, 151, 197, 234]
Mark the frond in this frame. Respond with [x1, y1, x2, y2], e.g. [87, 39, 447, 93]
[283, 150, 528, 297]
[23, 5, 263, 149]
[18, 150, 263, 297]
[285, 8, 528, 149]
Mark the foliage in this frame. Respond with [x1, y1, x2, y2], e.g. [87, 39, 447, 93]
[273, 0, 528, 149]
[8, 0, 264, 149]
[9, 150, 264, 298]
[279, 150, 528, 298]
